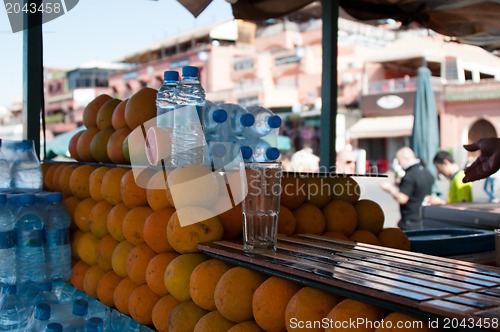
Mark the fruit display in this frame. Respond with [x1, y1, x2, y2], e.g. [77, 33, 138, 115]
[39, 92, 430, 331]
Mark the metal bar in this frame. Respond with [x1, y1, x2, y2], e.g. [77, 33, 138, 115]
[319, 0, 338, 170]
[22, 0, 43, 158]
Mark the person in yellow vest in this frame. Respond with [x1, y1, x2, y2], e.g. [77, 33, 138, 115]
[427, 150, 473, 205]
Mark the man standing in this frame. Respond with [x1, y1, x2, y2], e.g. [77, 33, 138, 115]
[380, 147, 434, 230]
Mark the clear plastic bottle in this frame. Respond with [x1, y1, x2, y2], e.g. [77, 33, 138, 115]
[242, 138, 280, 162]
[243, 106, 282, 138]
[217, 103, 254, 137]
[203, 100, 228, 136]
[27, 302, 51, 332]
[156, 70, 179, 131]
[86, 317, 104, 332]
[34, 282, 59, 306]
[66, 299, 89, 331]
[14, 193, 46, 284]
[45, 322, 63, 332]
[171, 65, 206, 166]
[0, 194, 15, 286]
[0, 140, 10, 192]
[0, 285, 29, 331]
[10, 140, 42, 192]
[44, 192, 71, 281]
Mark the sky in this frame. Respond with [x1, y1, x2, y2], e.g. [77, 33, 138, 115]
[0, 0, 234, 108]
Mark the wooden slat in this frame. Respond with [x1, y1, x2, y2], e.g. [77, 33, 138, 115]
[198, 235, 500, 330]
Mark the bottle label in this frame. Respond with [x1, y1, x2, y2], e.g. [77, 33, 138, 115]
[16, 229, 43, 247]
[44, 229, 69, 246]
[0, 230, 15, 249]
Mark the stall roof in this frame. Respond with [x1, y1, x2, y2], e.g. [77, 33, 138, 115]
[348, 115, 414, 139]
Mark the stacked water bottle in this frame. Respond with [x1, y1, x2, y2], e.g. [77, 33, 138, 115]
[155, 66, 282, 167]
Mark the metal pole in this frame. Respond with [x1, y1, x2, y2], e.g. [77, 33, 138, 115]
[22, 0, 43, 158]
[319, 0, 338, 171]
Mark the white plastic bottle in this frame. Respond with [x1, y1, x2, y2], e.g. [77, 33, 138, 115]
[0, 140, 10, 192]
[217, 103, 254, 137]
[171, 65, 206, 166]
[0, 194, 15, 286]
[10, 140, 42, 192]
[44, 192, 72, 281]
[156, 70, 179, 131]
[27, 302, 51, 332]
[66, 299, 89, 331]
[0, 285, 29, 331]
[203, 100, 228, 137]
[243, 106, 282, 138]
[242, 138, 280, 162]
[14, 194, 46, 284]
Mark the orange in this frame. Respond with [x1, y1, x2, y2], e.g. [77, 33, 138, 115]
[214, 266, 268, 323]
[252, 276, 302, 331]
[354, 199, 385, 234]
[124, 87, 158, 130]
[194, 310, 235, 332]
[83, 264, 106, 299]
[50, 164, 66, 192]
[43, 162, 58, 191]
[293, 202, 326, 235]
[76, 232, 100, 266]
[58, 164, 78, 196]
[69, 164, 96, 199]
[128, 284, 161, 325]
[120, 169, 148, 209]
[164, 253, 209, 302]
[111, 240, 135, 277]
[96, 235, 119, 272]
[143, 207, 175, 253]
[89, 166, 111, 201]
[322, 231, 350, 241]
[168, 300, 209, 332]
[70, 229, 85, 260]
[152, 295, 180, 332]
[305, 176, 334, 208]
[107, 202, 129, 242]
[325, 298, 388, 332]
[113, 277, 139, 315]
[70, 260, 90, 292]
[146, 252, 179, 296]
[96, 270, 122, 307]
[330, 175, 361, 204]
[323, 199, 357, 236]
[285, 286, 342, 332]
[88, 200, 113, 238]
[377, 228, 411, 251]
[278, 205, 296, 236]
[83, 94, 112, 128]
[167, 207, 224, 253]
[349, 229, 381, 245]
[146, 169, 173, 211]
[216, 201, 243, 240]
[101, 167, 128, 205]
[374, 312, 433, 332]
[122, 206, 153, 245]
[125, 243, 156, 285]
[64, 196, 80, 229]
[227, 321, 264, 332]
[280, 174, 307, 209]
[190, 259, 232, 311]
[73, 197, 97, 232]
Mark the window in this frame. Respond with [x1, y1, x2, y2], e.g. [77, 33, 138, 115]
[234, 59, 254, 71]
[275, 54, 300, 66]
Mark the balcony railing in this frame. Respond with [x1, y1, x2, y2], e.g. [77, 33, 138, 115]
[365, 76, 442, 95]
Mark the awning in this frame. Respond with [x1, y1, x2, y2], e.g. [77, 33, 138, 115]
[348, 115, 414, 139]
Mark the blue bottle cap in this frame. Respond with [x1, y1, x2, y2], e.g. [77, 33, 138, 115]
[212, 109, 227, 123]
[87, 317, 104, 330]
[19, 194, 35, 205]
[240, 114, 255, 127]
[34, 303, 51, 320]
[268, 115, 282, 128]
[164, 70, 179, 82]
[182, 65, 199, 78]
[21, 139, 34, 150]
[46, 323, 63, 332]
[212, 144, 227, 158]
[47, 192, 63, 203]
[72, 299, 88, 316]
[266, 147, 280, 161]
[240, 146, 253, 160]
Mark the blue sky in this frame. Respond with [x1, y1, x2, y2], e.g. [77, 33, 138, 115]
[0, 0, 233, 108]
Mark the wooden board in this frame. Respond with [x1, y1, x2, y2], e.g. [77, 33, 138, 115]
[199, 235, 500, 330]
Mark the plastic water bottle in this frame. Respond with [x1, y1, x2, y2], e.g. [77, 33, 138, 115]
[10, 140, 42, 192]
[242, 138, 280, 162]
[217, 103, 254, 137]
[0, 141, 10, 192]
[203, 100, 228, 136]
[52, 281, 80, 305]
[0, 285, 29, 331]
[156, 70, 179, 130]
[44, 192, 72, 281]
[171, 65, 206, 166]
[86, 317, 104, 332]
[66, 299, 89, 331]
[34, 282, 59, 306]
[45, 322, 63, 332]
[15, 194, 46, 284]
[0, 194, 15, 286]
[27, 303, 51, 332]
[243, 106, 282, 138]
